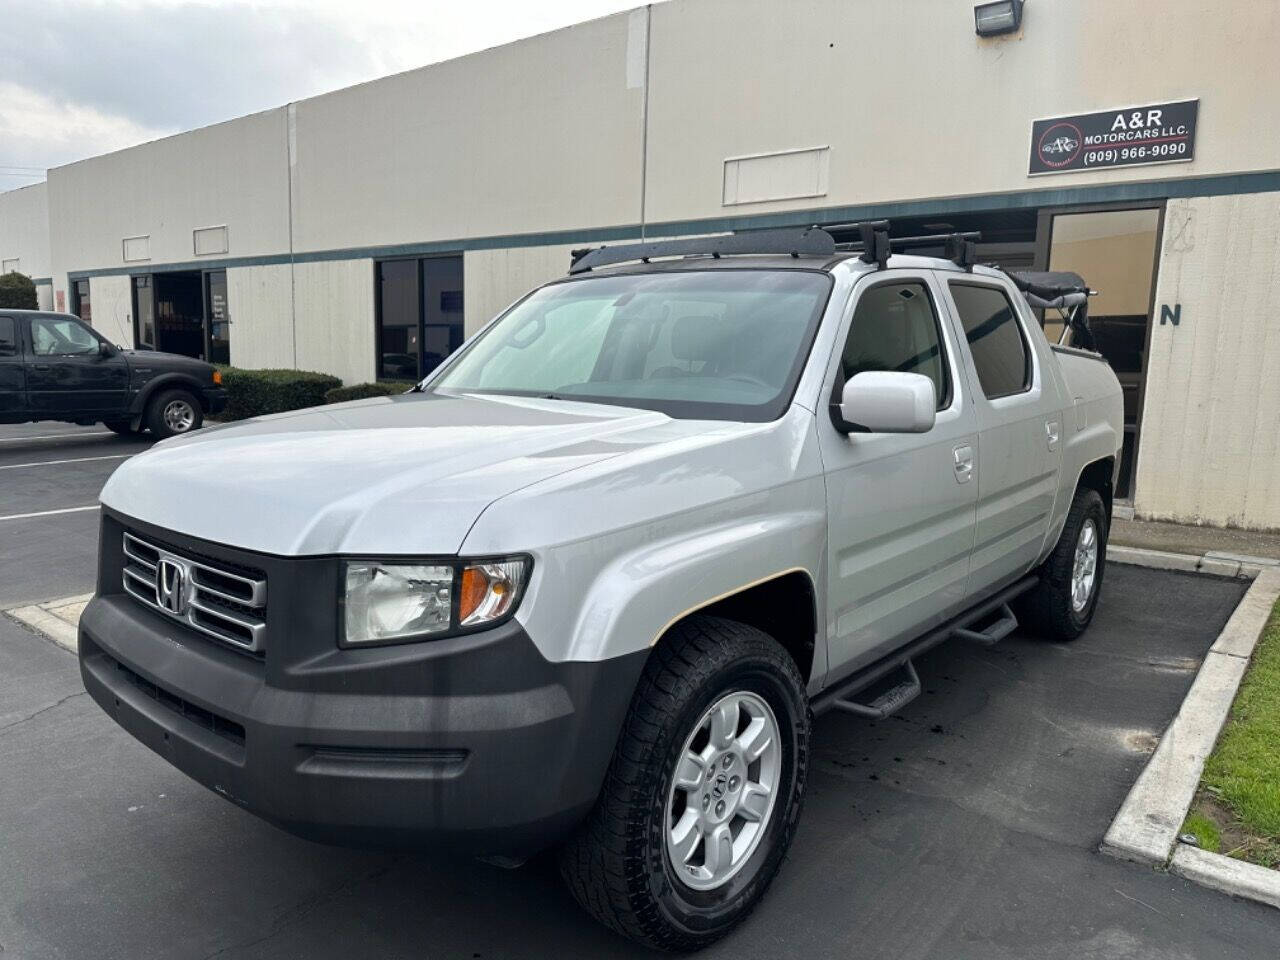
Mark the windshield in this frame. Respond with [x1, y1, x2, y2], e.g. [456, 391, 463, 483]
[430, 269, 833, 421]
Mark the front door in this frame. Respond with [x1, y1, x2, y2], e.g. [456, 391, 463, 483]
[25, 314, 129, 417]
[818, 271, 980, 679]
[939, 276, 1064, 598]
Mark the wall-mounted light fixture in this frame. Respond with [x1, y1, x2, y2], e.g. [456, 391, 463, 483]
[974, 0, 1024, 36]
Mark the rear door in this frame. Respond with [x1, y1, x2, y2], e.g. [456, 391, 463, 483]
[25, 314, 130, 417]
[817, 270, 980, 679]
[0, 316, 25, 419]
[939, 275, 1064, 598]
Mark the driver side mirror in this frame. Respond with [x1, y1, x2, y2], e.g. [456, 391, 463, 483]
[833, 371, 936, 434]
[99, 341, 119, 358]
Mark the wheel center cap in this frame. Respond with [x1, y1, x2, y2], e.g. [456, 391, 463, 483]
[711, 774, 728, 800]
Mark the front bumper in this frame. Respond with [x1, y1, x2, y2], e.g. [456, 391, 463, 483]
[201, 387, 227, 415]
[80, 512, 645, 855]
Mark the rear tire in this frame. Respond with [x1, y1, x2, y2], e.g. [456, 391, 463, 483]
[1016, 488, 1108, 641]
[560, 616, 810, 952]
[146, 389, 202, 439]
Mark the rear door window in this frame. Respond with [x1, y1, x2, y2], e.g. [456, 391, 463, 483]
[948, 283, 1031, 399]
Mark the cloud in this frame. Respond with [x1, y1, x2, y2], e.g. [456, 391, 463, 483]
[0, 0, 641, 179]
[0, 82, 175, 174]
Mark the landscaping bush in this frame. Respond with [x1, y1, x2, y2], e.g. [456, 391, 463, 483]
[216, 367, 342, 421]
[0, 271, 38, 310]
[324, 381, 415, 404]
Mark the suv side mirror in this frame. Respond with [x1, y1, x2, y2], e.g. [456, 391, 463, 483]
[99, 341, 118, 358]
[834, 371, 936, 434]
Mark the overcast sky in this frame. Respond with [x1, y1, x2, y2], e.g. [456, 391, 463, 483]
[0, 0, 641, 189]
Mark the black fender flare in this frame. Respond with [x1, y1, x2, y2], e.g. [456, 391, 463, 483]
[128, 373, 209, 417]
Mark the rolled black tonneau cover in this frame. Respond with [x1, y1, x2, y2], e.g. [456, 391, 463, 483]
[1008, 270, 1088, 300]
[1008, 270, 1098, 352]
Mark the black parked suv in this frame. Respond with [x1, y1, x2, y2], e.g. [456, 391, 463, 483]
[0, 309, 226, 439]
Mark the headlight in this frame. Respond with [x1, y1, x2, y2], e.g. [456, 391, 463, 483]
[342, 557, 530, 646]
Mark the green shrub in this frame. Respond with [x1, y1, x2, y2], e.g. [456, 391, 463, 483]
[216, 367, 342, 421]
[0, 272, 38, 310]
[324, 381, 415, 404]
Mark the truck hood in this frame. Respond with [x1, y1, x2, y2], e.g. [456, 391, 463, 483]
[100, 392, 688, 556]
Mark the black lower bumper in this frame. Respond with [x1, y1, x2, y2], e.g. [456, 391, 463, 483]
[79, 594, 646, 856]
[201, 387, 227, 415]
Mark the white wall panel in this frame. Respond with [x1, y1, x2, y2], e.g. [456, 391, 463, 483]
[1134, 192, 1280, 529]
[293, 260, 376, 385]
[226, 264, 295, 370]
[87, 275, 133, 346]
[0, 182, 52, 281]
[463, 244, 582, 336]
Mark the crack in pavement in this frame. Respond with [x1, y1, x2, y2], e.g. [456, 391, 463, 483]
[0, 691, 87, 735]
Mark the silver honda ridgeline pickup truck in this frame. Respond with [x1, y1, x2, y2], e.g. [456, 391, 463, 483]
[80, 225, 1121, 951]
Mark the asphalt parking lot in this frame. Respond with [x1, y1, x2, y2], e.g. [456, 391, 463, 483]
[1, 422, 1276, 960]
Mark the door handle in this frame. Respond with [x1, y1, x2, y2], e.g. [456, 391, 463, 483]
[953, 445, 974, 484]
[32, 363, 51, 371]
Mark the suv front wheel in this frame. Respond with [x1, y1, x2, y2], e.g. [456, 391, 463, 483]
[560, 615, 810, 951]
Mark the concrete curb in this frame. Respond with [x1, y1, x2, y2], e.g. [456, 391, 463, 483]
[1106, 544, 1267, 579]
[1100, 568, 1280, 907]
[4, 593, 91, 653]
[1171, 845, 1280, 909]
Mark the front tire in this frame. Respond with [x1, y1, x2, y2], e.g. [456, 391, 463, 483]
[1016, 487, 1108, 641]
[103, 419, 137, 435]
[560, 616, 810, 952]
[146, 389, 203, 439]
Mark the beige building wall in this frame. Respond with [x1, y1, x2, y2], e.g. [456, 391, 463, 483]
[1134, 192, 1280, 530]
[644, 0, 1280, 225]
[463, 243, 582, 335]
[225, 260, 375, 385]
[0, 182, 53, 282]
[226, 264, 295, 370]
[293, 260, 377, 386]
[47, 107, 290, 280]
[290, 8, 647, 254]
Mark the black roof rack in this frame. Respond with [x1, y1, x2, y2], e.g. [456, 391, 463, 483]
[826, 220, 982, 271]
[566, 221, 984, 275]
[568, 227, 836, 274]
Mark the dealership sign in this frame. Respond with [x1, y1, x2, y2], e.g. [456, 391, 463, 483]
[1029, 99, 1198, 175]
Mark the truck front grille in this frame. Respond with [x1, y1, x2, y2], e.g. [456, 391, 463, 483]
[121, 531, 268, 654]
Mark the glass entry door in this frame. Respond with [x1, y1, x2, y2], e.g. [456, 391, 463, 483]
[205, 271, 230, 364]
[1044, 206, 1162, 499]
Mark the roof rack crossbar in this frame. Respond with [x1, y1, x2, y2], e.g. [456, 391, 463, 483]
[826, 222, 982, 271]
[567, 227, 836, 274]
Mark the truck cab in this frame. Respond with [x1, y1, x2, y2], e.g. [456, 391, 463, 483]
[78, 224, 1122, 952]
[0, 309, 226, 438]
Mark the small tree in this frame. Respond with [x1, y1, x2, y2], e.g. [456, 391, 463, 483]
[0, 271, 38, 310]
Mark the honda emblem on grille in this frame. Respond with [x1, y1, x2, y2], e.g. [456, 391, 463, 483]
[157, 558, 188, 615]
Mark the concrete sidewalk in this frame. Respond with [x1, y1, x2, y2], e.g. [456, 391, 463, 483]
[1112, 517, 1280, 564]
